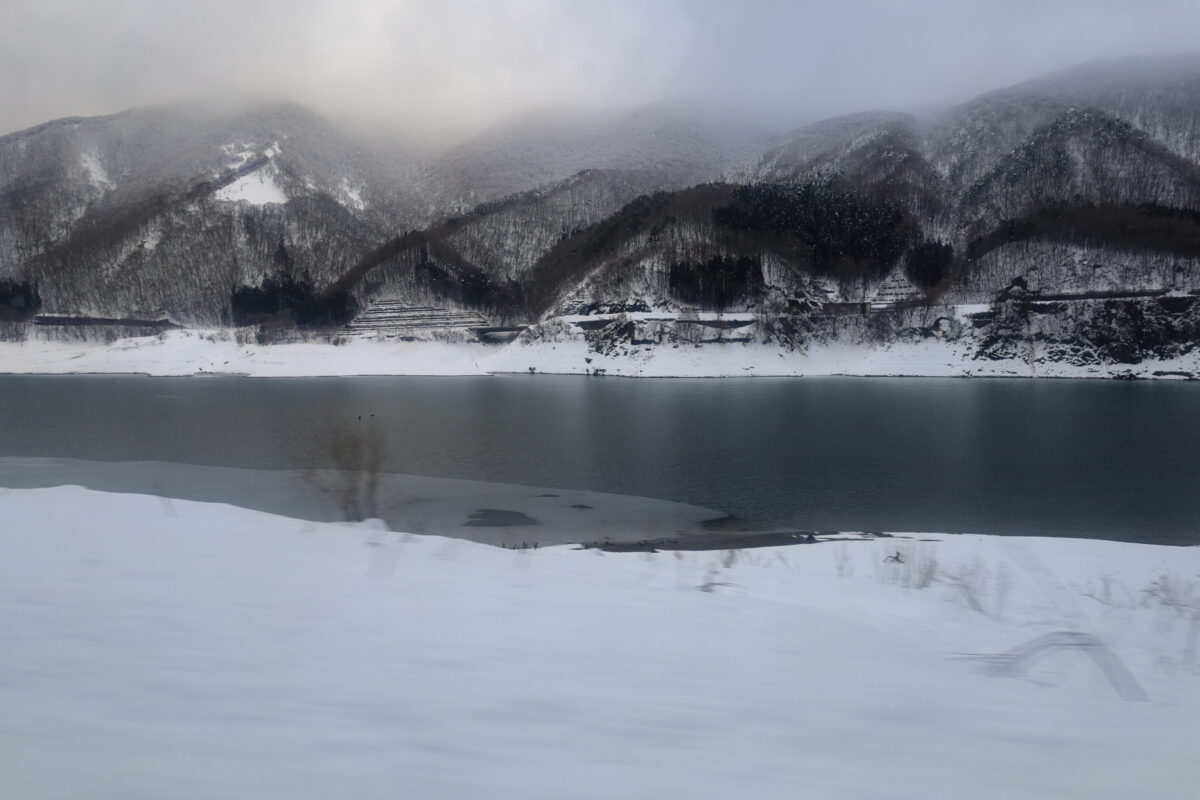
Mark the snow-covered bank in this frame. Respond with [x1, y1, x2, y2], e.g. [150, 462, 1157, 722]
[3, 487, 1199, 798]
[492, 297, 1200, 379]
[0, 330, 492, 377]
[490, 335, 1200, 379]
[3, 327, 1197, 379]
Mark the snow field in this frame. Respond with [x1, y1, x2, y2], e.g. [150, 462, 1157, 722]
[1, 487, 1198, 798]
[214, 165, 288, 205]
[3, 327, 1197, 379]
[0, 330, 494, 377]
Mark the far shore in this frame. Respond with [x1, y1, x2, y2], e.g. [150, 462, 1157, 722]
[1, 329, 1197, 380]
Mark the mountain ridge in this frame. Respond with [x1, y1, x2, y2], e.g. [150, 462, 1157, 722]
[2, 54, 1199, 375]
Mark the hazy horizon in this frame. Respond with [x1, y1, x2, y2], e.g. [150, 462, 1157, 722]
[4, 0, 1200, 144]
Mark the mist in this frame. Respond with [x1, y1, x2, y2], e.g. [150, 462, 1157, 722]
[4, 0, 1200, 142]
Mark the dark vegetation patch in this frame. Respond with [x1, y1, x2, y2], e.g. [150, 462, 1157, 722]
[487, 178, 915, 320]
[904, 239, 955, 290]
[319, 228, 525, 323]
[967, 203, 1200, 262]
[231, 241, 357, 327]
[0, 280, 41, 319]
[414, 258, 524, 313]
[973, 294, 1199, 365]
[581, 192, 671, 260]
[516, 184, 734, 315]
[668, 255, 764, 310]
[33, 315, 178, 328]
[316, 229, 428, 303]
[1079, 298, 1200, 363]
[52, 190, 175, 264]
[564, 299, 652, 315]
[756, 313, 813, 350]
[326, 178, 915, 321]
[711, 179, 911, 281]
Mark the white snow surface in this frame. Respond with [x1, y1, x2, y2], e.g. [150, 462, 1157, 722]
[2, 486, 1198, 798]
[339, 177, 366, 210]
[79, 151, 113, 191]
[214, 165, 288, 205]
[0, 325, 1196, 379]
[0, 331, 493, 376]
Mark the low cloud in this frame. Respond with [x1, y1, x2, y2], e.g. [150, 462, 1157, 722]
[3, 0, 1199, 140]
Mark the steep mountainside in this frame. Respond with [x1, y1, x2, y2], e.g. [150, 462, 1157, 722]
[436, 169, 665, 283]
[730, 111, 917, 182]
[958, 108, 1200, 236]
[1008, 54, 1200, 161]
[0, 103, 426, 324]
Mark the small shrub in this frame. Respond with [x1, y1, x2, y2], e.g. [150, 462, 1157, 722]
[833, 543, 855, 578]
[876, 543, 939, 589]
[939, 558, 1012, 619]
[1140, 574, 1200, 666]
[300, 417, 387, 521]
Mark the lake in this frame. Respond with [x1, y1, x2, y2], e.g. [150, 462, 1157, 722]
[0, 374, 1197, 544]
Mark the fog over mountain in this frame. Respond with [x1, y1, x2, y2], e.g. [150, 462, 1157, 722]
[5, 0, 1200, 142]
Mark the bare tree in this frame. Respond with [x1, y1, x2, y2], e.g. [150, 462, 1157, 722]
[301, 417, 386, 521]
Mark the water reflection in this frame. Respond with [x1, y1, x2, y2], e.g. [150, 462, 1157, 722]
[0, 375, 1197, 543]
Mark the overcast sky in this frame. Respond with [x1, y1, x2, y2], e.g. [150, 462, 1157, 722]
[3, 0, 1200, 140]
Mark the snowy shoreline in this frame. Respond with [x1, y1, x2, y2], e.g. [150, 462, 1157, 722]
[3, 485, 1199, 799]
[1, 328, 1197, 379]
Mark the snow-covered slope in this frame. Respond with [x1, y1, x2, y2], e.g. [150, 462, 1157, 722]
[2, 486, 1198, 798]
[212, 162, 288, 205]
[0, 102, 427, 324]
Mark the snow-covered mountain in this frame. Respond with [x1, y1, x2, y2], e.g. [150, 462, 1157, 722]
[0, 102, 427, 324]
[2, 55, 1199, 374]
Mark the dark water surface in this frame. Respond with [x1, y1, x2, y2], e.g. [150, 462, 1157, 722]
[1, 374, 1197, 543]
